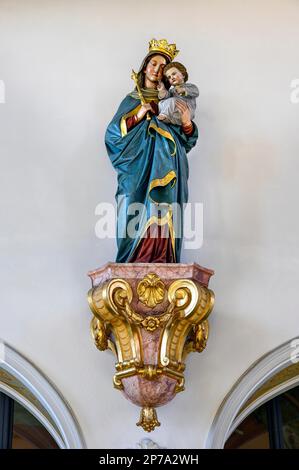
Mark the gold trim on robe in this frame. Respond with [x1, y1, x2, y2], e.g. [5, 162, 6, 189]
[148, 122, 176, 156]
[149, 170, 177, 194]
[120, 105, 142, 137]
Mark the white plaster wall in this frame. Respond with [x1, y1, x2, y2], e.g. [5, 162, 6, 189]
[0, 0, 299, 448]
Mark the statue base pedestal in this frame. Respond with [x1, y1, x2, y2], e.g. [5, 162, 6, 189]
[87, 262, 214, 432]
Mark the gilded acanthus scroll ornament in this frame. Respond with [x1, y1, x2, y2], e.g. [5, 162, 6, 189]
[87, 270, 214, 432]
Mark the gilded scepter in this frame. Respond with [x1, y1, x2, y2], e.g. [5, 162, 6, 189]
[131, 69, 151, 121]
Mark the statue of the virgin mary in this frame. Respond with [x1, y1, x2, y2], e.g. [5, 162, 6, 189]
[105, 39, 198, 263]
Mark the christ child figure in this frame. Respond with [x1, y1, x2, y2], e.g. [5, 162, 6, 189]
[157, 61, 199, 126]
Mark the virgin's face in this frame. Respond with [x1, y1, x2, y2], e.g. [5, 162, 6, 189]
[144, 55, 167, 83]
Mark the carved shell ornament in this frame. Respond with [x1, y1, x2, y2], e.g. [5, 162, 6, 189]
[137, 273, 165, 308]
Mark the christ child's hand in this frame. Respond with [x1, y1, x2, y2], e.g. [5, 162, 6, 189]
[157, 81, 166, 92]
[176, 85, 186, 96]
[157, 81, 168, 99]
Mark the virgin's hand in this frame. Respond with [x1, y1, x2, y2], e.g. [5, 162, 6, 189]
[176, 100, 191, 126]
[136, 103, 154, 121]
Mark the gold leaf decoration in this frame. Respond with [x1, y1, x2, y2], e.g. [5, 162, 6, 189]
[137, 273, 165, 308]
[137, 406, 161, 432]
[141, 316, 161, 332]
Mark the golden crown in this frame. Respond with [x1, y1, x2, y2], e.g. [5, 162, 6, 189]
[148, 38, 179, 61]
